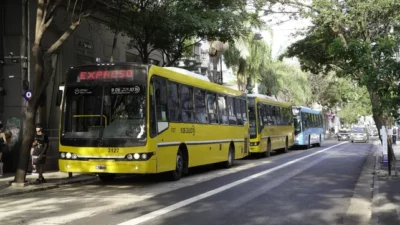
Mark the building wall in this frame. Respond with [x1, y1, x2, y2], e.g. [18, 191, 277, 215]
[0, 1, 163, 172]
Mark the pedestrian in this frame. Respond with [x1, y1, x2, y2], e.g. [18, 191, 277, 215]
[392, 126, 397, 144]
[31, 124, 49, 183]
[0, 130, 12, 176]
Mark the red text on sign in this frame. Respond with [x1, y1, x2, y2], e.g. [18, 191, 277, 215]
[79, 70, 134, 80]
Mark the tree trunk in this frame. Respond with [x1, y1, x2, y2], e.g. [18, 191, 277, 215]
[14, 44, 44, 183]
[14, 105, 36, 183]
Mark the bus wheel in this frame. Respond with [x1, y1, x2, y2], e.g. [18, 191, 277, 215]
[223, 145, 235, 168]
[316, 135, 321, 147]
[265, 141, 271, 157]
[98, 174, 116, 182]
[306, 135, 311, 149]
[169, 150, 184, 181]
[283, 137, 289, 153]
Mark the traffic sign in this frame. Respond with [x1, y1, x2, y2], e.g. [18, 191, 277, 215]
[23, 90, 32, 101]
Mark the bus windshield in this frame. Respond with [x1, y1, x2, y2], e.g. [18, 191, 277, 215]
[293, 108, 301, 135]
[248, 98, 257, 138]
[61, 65, 148, 146]
[62, 84, 146, 140]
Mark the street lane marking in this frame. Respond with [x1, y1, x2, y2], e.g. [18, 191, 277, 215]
[118, 142, 348, 225]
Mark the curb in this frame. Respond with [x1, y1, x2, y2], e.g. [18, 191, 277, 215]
[371, 141, 381, 225]
[0, 175, 98, 198]
[343, 142, 377, 225]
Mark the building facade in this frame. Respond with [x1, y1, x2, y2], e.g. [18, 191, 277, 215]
[0, 0, 163, 172]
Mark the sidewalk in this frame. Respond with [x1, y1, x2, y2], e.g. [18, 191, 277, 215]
[372, 141, 400, 225]
[0, 171, 98, 198]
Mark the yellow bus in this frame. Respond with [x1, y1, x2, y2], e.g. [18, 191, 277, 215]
[247, 94, 294, 156]
[56, 63, 249, 181]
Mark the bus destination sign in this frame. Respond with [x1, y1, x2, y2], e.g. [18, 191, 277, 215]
[111, 86, 141, 95]
[78, 69, 134, 81]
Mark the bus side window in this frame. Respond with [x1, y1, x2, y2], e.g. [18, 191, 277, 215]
[181, 85, 195, 123]
[218, 95, 229, 124]
[207, 93, 218, 124]
[241, 99, 247, 123]
[227, 97, 237, 125]
[194, 89, 208, 124]
[271, 106, 277, 126]
[151, 76, 169, 136]
[168, 82, 181, 122]
[258, 103, 264, 132]
[235, 98, 243, 125]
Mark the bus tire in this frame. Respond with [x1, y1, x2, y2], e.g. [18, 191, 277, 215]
[316, 135, 321, 147]
[283, 137, 289, 153]
[265, 140, 271, 157]
[98, 174, 116, 182]
[223, 144, 235, 168]
[306, 135, 311, 149]
[168, 149, 184, 181]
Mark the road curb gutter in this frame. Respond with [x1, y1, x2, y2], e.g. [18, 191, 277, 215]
[371, 141, 381, 225]
[0, 175, 98, 198]
[343, 142, 377, 225]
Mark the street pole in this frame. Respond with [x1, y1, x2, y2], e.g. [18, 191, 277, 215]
[110, 0, 124, 63]
[388, 137, 391, 175]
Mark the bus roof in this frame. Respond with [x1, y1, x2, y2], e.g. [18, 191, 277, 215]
[164, 67, 211, 82]
[293, 106, 322, 114]
[150, 66, 245, 97]
[247, 94, 291, 107]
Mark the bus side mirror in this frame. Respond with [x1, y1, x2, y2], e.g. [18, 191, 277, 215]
[56, 90, 63, 106]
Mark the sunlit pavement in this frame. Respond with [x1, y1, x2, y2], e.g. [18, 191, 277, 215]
[0, 139, 375, 225]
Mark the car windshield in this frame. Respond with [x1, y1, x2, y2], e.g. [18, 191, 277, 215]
[339, 130, 349, 134]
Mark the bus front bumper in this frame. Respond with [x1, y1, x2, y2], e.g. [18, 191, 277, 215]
[249, 145, 261, 153]
[59, 159, 157, 174]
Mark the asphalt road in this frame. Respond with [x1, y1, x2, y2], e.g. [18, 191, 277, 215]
[0, 139, 375, 225]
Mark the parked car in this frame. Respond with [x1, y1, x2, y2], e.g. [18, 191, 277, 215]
[350, 127, 369, 143]
[338, 129, 351, 141]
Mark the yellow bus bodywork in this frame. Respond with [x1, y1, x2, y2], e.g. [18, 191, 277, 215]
[249, 96, 294, 154]
[59, 65, 249, 174]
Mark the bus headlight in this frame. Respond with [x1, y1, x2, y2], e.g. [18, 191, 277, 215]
[141, 154, 147, 160]
[60, 152, 66, 159]
[71, 154, 78, 159]
[134, 153, 140, 160]
[126, 154, 133, 160]
[250, 142, 260, 146]
[66, 152, 72, 159]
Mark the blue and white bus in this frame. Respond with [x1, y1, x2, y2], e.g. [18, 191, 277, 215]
[292, 106, 324, 148]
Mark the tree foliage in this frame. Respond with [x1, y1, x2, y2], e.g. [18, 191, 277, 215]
[112, 0, 260, 65]
[277, 0, 400, 130]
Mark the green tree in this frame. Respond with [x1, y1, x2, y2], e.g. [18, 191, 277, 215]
[114, 0, 258, 66]
[274, 0, 399, 174]
[258, 61, 311, 105]
[278, 0, 400, 131]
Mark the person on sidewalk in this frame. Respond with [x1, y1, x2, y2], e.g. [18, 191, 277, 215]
[31, 124, 49, 183]
[0, 130, 12, 176]
[393, 126, 397, 144]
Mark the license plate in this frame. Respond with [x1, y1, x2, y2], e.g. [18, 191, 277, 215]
[95, 165, 106, 170]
